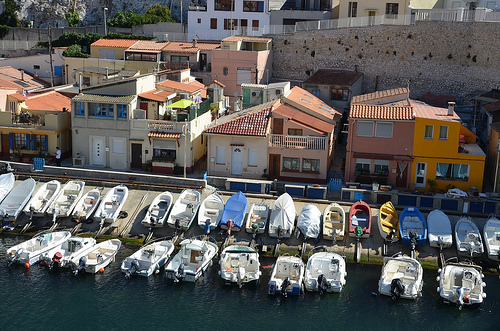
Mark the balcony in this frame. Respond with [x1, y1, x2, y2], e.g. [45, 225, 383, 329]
[12, 113, 44, 127]
[189, 4, 207, 11]
[269, 134, 326, 150]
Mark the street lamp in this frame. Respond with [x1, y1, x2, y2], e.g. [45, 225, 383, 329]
[104, 7, 108, 36]
[182, 122, 189, 178]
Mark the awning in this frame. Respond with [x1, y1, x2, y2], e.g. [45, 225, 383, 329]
[148, 132, 181, 139]
[166, 99, 194, 109]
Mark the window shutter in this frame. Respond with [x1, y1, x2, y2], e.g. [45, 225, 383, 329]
[25, 134, 30, 150]
[31, 134, 35, 150]
[44, 135, 48, 151]
[8, 133, 13, 149]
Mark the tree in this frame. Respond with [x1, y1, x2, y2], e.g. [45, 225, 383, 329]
[0, 0, 21, 27]
[62, 44, 90, 58]
[107, 5, 176, 28]
[66, 10, 80, 27]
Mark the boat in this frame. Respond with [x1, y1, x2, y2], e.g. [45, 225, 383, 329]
[72, 188, 100, 223]
[121, 239, 175, 278]
[348, 200, 371, 238]
[6, 231, 71, 266]
[141, 191, 174, 228]
[0, 177, 36, 222]
[245, 202, 269, 236]
[166, 189, 201, 231]
[378, 253, 423, 300]
[304, 251, 347, 294]
[455, 217, 483, 258]
[322, 202, 345, 241]
[42, 236, 96, 270]
[197, 192, 224, 233]
[219, 245, 261, 287]
[93, 185, 129, 224]
[378, 201, 399, 243]
[297, 204, 321, 240]
[268, 255, 305, 296]
[220, 191, 248, 234]
[268, 193, 296, 239]
[437, 258, 486, 309]
[0, 172, 15, 202]
[23, 180, 61, 218]
[427, 209, 453, 250]
[48, 180, 85, 218]
[399, 207, 427, 248]
[483, 216, 500, 262]
[72, 239, 122, 274]
[165, 238, 218, 282]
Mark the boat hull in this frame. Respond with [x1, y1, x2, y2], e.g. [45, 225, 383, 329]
[348, 200, 371, 238]
[322, 203, 345, 241]
[399, 207, 427, 246]
[378, 255, 423, 300]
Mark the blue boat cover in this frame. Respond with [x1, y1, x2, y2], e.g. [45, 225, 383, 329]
[220, 191, 248, 229]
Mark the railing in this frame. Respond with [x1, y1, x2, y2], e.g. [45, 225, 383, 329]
[189, 5, 207, 11]
[413, 8, 500, 22]
[12, 114, 44, 127]
[269, 134, 326, 150]
[131, 119, 190, 133]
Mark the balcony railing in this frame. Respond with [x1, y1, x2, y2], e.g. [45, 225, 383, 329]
[269, 134, 326, 150]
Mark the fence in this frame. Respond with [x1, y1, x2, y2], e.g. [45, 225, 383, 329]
[413, 8, 500, 22]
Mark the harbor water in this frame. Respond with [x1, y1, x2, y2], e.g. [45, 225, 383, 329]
[0, 235, 499, 330]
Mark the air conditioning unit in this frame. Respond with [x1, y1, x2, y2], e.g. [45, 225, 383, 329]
[251, 91, 257, 97]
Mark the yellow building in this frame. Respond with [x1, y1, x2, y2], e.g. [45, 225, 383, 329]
[411, 101, 485, 192]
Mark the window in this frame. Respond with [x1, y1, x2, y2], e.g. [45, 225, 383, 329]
[75, 102, 85, 116]
[210, 18, 217, 29]
[125, 52, 157, 62]
[355, 158, 370, 175]
[33, 135, 48, 151]
[214, 0, 234, 11]
[117, 104, 128, 119]
[435, 163, 469, 181]
[224, 19, 237, 30]
[216, 146, 226, 164]
[386, 3, 399, 18]
[14, 133, 27, 149]
[171, 55, 189, 63]
[223, 67, 228, 76]
[424, 125, 433, 139]
[283, 157, 300, 171]
[357, 121, 374, 137]
[415, 162, 427, 187]
[348, 2, 358, 17]
[33, 65, 40, 70]
[237, 67, 252, 85]
[331, 88, 348, 101]
[89, 103, 114, 118]
[375, 122, 393, 138]
[153, 148, 176, 162]
[303, 159, 320, 172]
[243, 1, 264, 12]
[82, 76, 90, 86]
[9, 100, 16, 115]
[288, 128, 303, 136]
[248, 148, 258, 167]
[439, 126, 448, 140]
[252, 20, 259, 31]
[197, 18, 201, 24]
[112, 139, 125, 154]
[373, 160, 389, 176]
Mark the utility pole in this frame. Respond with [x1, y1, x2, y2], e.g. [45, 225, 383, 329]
[48, 24, 54, 87]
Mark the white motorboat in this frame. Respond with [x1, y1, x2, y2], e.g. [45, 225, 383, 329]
[219, 245, 261, 287]
[0, 177, 36, 221]
[378, 254, 423, 300]
[268, 255, 305, 296]
[297, 204, 322, 240]
[268, 193, 296, 239]
[6, 231, 71, 266]
[48, 180, 85, 218]
[304, 252, 347, 294]
[93, 185, 129, 224]
[437, 258, 486, 309]
[23, 180, 61, 218]
[197, 192, 224, 233]
[165, 238, 218, 282]
[72, 188, 101, 222]
[72, 239, 122, 274]
[427, 209, 453, 250]
[483, 216, 500, 262]
[0, 172, 15, 202]
[245, 203, 269, 235]
[166, 189, 201, 231]
[141, 191, 174, 228]
[323, 202, 345, 241]
[42, 236, 96, 270]
[455, 217, 483, 258]
[121, 240, 175, 278]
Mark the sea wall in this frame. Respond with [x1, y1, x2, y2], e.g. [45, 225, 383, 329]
[270, 21, 500, 99]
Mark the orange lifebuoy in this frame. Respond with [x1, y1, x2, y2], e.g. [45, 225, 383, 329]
[226, 268, 232, 273]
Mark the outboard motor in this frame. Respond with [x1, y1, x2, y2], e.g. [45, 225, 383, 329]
[174, 263, 185, 282]
[277, 225, 283, 239]
[74, 256, 87, 276]
[150, 216, 156, 226]
[175, 219, 181, 230]
[390, 278, 405, 300]
[8, 248, 23, 266]
[281, 277, 291, 297]
[126, 259, 141, 279]
[317, 274, 329, 295]
[49, 252, 63, 271]
[409, 230, 418, 251]
[204, 219, 211, 235]
[227, 219, 234, 236]
[456, 287, 465, 309]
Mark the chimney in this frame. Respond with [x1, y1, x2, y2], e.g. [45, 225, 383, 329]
[192, 38, 197, 48]
[447, 101, 455, 116]
[21, 70, 24, 81]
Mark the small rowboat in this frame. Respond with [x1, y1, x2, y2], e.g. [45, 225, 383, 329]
[455, 216, 483, 258]
[245, 203, 269, 237]
[141, 191, 174, 228]
[378, 201, 399, 243]
[197, 192, 224, 233]
[348, 200, 371, 239]
[72, 188, 100, 223]
[322, 203, 345, 241]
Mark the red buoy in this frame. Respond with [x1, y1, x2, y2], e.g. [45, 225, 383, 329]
[24, 262, 30, 269]
[99, 268, 104, 273]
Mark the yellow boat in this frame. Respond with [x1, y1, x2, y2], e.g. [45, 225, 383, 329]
[323, 202, 345, 241]
[378, 201, 399, 243]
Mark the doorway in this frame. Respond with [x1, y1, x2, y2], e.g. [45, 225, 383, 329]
[231, 147, 242, 175]
[131, 143, 142, 169]
[91, 136, 105, 166]
[269, 154, 280, 179]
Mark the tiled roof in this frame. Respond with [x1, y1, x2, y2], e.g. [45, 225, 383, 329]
[204, 106, 271, 136]
[484, 100, 500, 113]
[24, 91, 71, 111]
[208, 80, 226, 88]
[222, 35, 272, 43]
[284, 86, 342, 121]
[350, 104, 414, 120]
[273, 103, 334, 134]
[91, 39, 139, 48]
[412, 100, 461, 122]
[139, 89, 176, 102]
[303, 69, 363, 86]
[127, 40, 168, 52]
[148, 132, 181, 139]
[72, 93, 135, 104]
[187, 80, 206, 98]
[157, 79, 202, 94]
[163, 42, 200, 54]
[9, 93, 27, 101]
[0, 66, 46, 90]
[351, 87, 409, 104]
[196, 42, 221, 50]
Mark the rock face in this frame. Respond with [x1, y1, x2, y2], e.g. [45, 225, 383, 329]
[14, 0, 187, 28]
